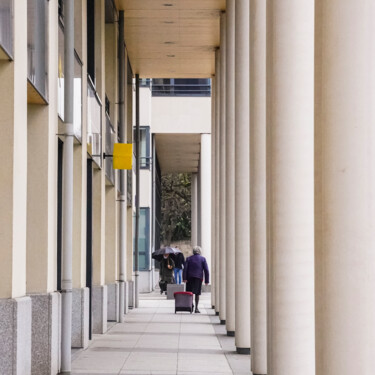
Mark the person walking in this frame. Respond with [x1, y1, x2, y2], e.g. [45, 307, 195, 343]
[174, 251, 185, 284]
[183, 246, 209, 313]
[159, 254, 175, 294]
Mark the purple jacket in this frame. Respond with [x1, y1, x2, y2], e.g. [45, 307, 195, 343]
[183, 254, 209, 284]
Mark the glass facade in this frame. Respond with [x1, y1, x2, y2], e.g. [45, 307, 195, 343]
[152, 78, 211, 97]
[87, 79, 102, 168]
[27, 0, 49, 99]
[134, 126, 150, 169]
[0, 0, 13, 58]
[58, 24, 83, 142]
[134, 208, 151, 271]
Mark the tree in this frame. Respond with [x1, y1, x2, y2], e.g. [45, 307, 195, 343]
[161, 173, 191, 244]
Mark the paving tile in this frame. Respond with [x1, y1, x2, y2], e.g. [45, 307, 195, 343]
[225, 353, 251, 374]
[177, 352, 232, 373]
[71, 292, 252, 375]
[72, 351, 129, 371]
[121, 352, 178, 372]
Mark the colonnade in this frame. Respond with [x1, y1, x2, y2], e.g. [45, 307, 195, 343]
[211, 1, 375, 374]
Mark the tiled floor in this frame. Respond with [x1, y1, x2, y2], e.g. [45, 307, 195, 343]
[72, 292, 252, 375]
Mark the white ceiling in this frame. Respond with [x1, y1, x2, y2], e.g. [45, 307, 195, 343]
[155, 133, 201, 173]
[116, 0, 225, 78]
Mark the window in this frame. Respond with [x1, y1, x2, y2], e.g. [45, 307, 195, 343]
[152, 78, 211, 97]
[87, 79, 102, 168]
[134, 126, 151, 169]
[134, 208, 151, 271]
[0, 0, 13, 59]
[127, 169, 132, 206]
[27, 0, 49, 99]
[87, 0, 95, 83]
[58, 23, 83, 142]
[105, 114, 115, 185]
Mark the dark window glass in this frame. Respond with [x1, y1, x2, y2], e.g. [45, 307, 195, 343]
[133, 126, 151, 169]
[87, 79, 102, 168]
[105, 115, 115, 185]
[134, 208, 151, 271]
[0, 0, 13, 58]
[58, 23, 82, 142]
[152, 78, 211, 97]
[87, 0, 95, 82]
[27, 0, 49, 99]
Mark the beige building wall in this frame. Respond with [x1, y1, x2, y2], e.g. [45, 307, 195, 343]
[152, 96, 211, 134]
[26, 0, 59, 294]
[0, 1, 28, 299]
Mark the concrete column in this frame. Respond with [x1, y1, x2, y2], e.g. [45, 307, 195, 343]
[266, 1, 315, 373]
[234, 0, 250, 354]
[315, 1, 375, 374]
[0, 2, 31, 374]
[26, 2, 61, 373]
[250, 0, 267, 373]
[105, 185, 119, 322]
[197, 170, 202, 246]
[214, 49, 221, 316]
[191, 173, 198, 247]
[92, 0, 107, 332]
[225, 0, 236, 337]
[200, 133, 211, 272]
[72, 0, 89, 349]
[210, 77, 216, 309]
[219, 12, 226, 325]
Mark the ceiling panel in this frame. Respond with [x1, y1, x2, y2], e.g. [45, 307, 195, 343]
[155, 134, 201, 174]
[116, 0, 225, 78]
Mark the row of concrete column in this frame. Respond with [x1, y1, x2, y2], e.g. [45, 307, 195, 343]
[211, 0, 375, 374]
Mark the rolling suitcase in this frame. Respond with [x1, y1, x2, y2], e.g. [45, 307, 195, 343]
[174, 291, 194, 314]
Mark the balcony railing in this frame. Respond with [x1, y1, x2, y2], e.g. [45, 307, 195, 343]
[0, 0, 13, 59]
[27, 0, 49, 100]
[87, 78, 102, 168]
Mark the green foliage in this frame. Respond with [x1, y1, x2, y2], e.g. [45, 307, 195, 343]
[161, 173, 191, 244]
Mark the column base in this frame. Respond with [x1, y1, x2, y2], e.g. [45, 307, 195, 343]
[0, 296, 32, 375]
[227, 331, 235, 337]
[92, 285, 108, 334]
[220, 319, 226, 325]
[215, 311, 219, 316]
[72, 287, 89, 349]
[107, 283, 119, 322]
[29, 292, 60, 375]
[236, 347, 251, 355]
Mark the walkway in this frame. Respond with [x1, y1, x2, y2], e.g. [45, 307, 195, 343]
[72, 292, 251, 374]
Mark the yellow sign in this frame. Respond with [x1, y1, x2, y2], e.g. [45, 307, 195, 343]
[113, 143, 133, 170]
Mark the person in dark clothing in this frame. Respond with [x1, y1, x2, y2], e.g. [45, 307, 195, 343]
[159, 254, 175, 294]
[173, 251, 185, 285]
[183, 246, 209, 313]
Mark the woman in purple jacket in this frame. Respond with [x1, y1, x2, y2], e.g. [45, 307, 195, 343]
[183, 246, 209, 313]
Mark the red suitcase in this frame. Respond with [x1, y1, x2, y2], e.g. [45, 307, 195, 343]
[174, 291, 194, 313]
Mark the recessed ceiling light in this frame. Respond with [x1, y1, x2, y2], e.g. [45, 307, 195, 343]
[167, 54, 175, 58]
[164, 41, 175, 45]
[163, 3, 173, 6]
[163, 21, 174, 24]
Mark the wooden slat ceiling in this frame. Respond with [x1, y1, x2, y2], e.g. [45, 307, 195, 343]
[155, 134, 201, 174]
[116, 0, 225, 78]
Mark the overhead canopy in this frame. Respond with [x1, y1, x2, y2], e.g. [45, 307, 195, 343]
[116, 0, 225, 78]
[155, 134, 201, 174]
